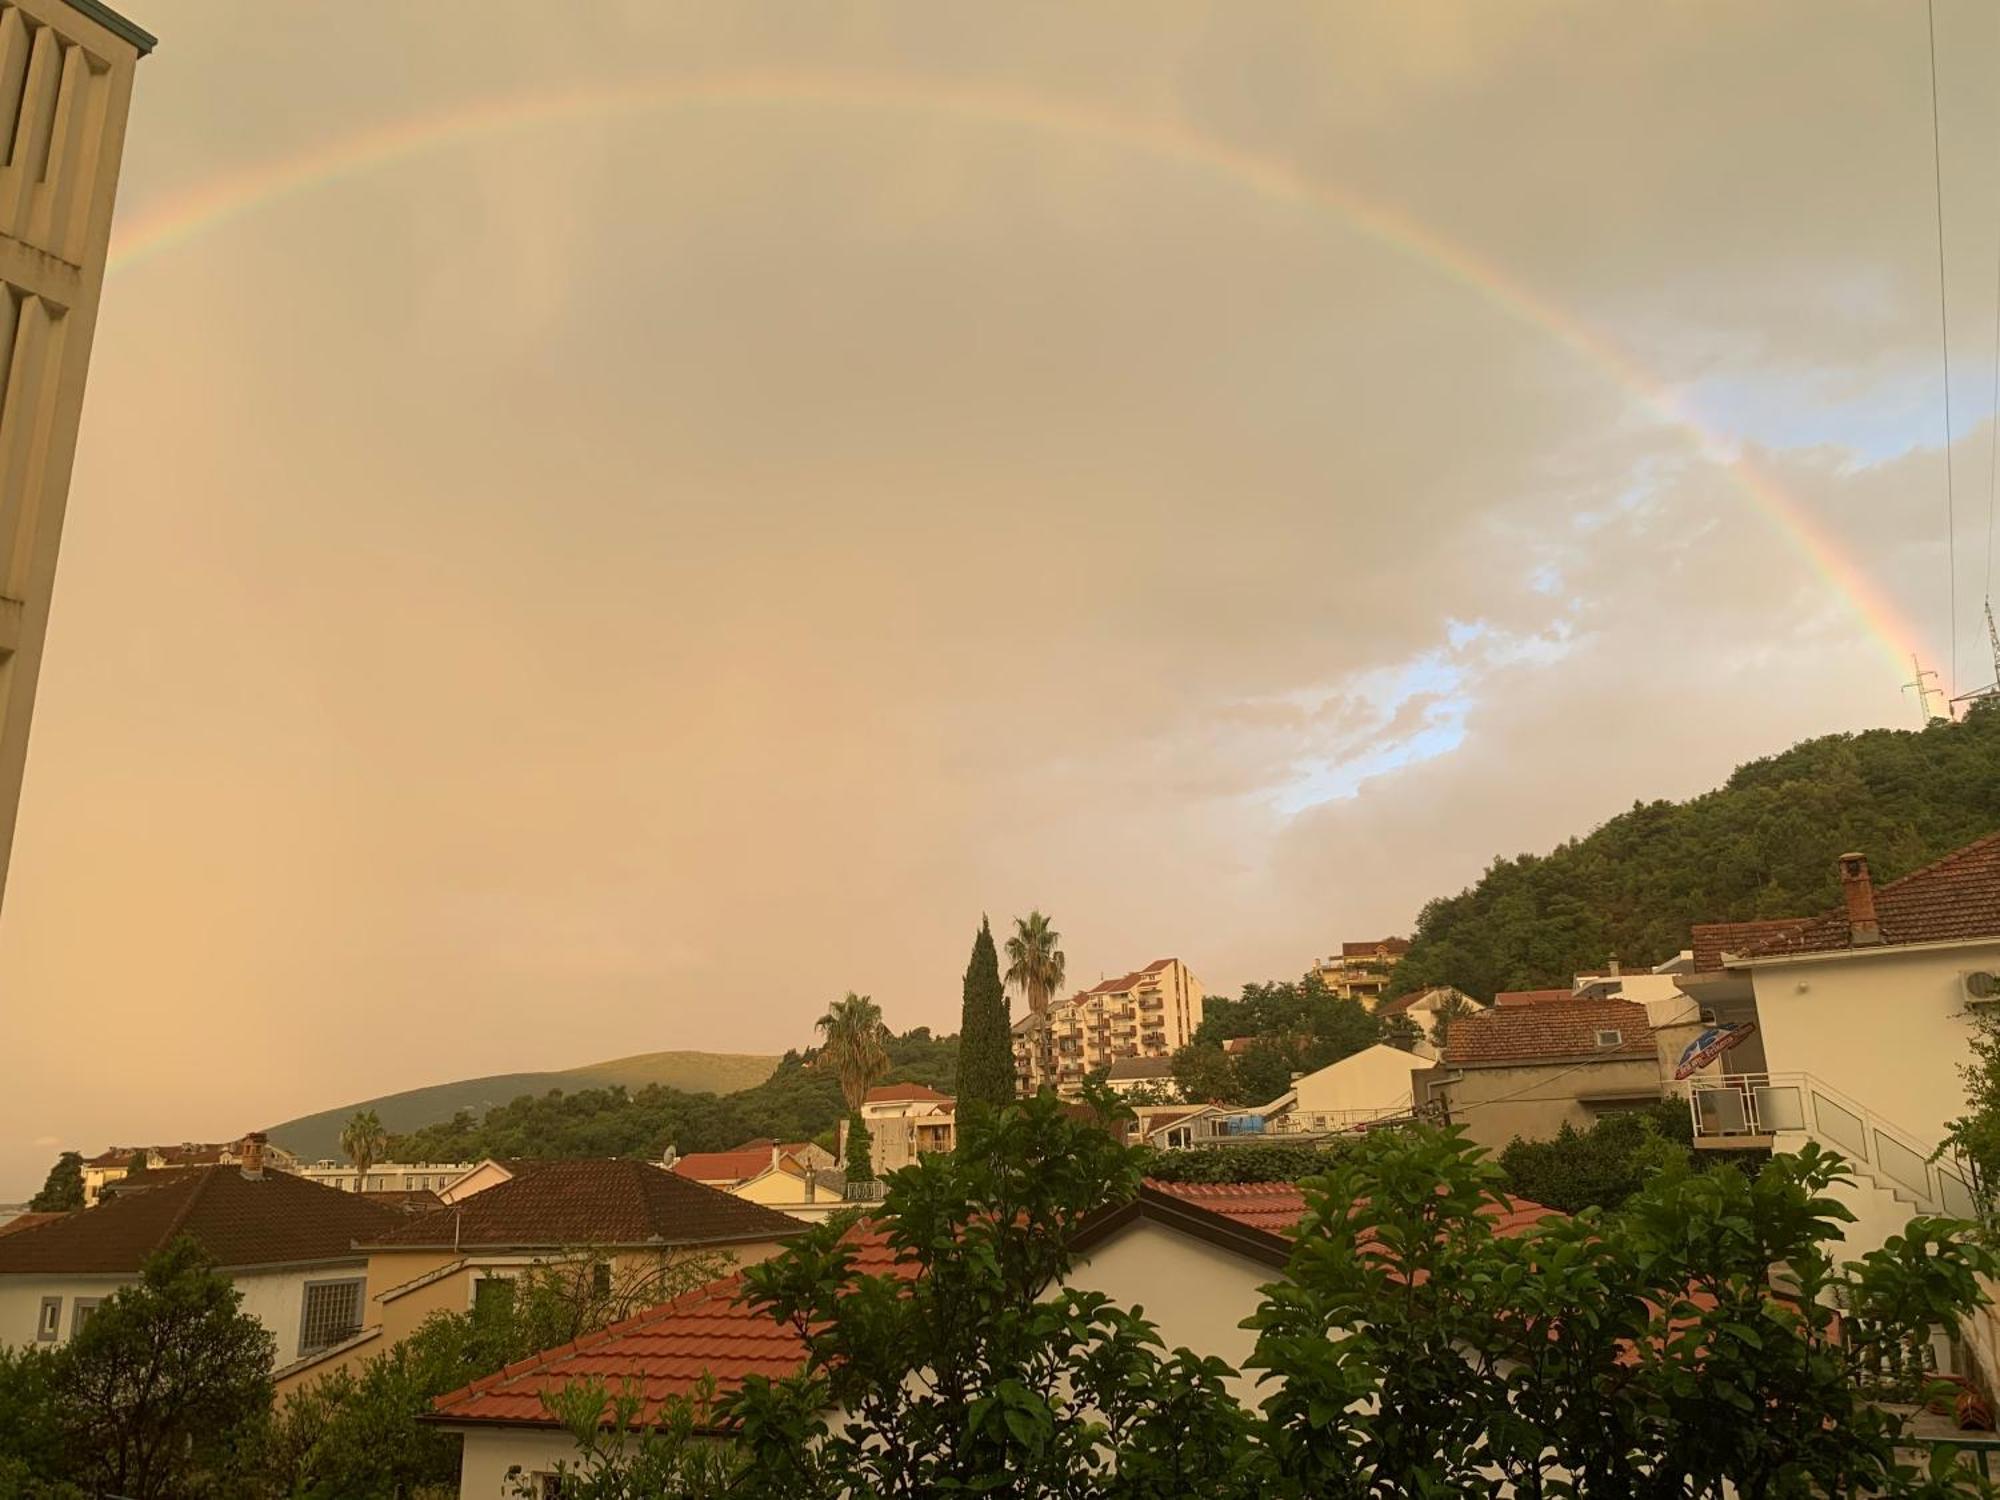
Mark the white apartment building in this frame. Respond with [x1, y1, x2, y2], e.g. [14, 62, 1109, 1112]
[294, 1159, 480, 1195]
[1012, 958, 1204, 1096]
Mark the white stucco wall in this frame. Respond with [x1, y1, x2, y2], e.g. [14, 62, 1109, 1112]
[0, 1259, 371, 1366]
[1065, 1218, 1273, 1398]
[456, 1427, 582, 1500]
[1292, 1044, 1420, 1118]
[1750, 939, 2000, 1152]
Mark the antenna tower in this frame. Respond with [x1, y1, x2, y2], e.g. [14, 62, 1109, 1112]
[1904, 654, 1947, 724]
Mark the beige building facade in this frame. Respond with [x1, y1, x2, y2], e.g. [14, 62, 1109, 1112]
[1311, 939, 1410, 1007]
[1012, 958, 1204, 1096]
[0, 0, 151, 909]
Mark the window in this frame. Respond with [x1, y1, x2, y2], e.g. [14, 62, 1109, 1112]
[298, 1278, 364, 1356]
[1594, 1029, 1624, 1048]
[591, 1260, 613, 1297]
[35, 1297, 60, 1342]
[71, 1298, 102, 1336]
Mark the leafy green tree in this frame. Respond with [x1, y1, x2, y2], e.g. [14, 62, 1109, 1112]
[27, 1151, 82, 1212]
[1390, 704, 2000, 1000]
[1495, 1101, 1735, 1213]
[814, 993, 891, 1113]
[1232, 1041, 1295, 1106]
[1377, 1012, 1423, 1051]
[339, 1109, 387, 1186]
[0, 1345, 68, 1494]
[1170, 1043, 1237, 1105]
[1427, 991, 1474, 1049]
[522, 1375, 741, 1498]
[1003, 909, 1067, 1015]
[56, 1236, 275, 1500]
[843, 1113, 873, 1184]
[726, 1089, 1265, 1500]
[1249, 1123, 2000, 1498]
[954, 917, 1014, 1108]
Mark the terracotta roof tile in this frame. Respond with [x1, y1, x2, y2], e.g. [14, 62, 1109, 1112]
[1340, 939, 1411, 958]
[1738, 832, 2000, 958]
[1444, 999, 1655, 1067]
[360, 1160, 803, 1250]
[671, 1149, 777, 1184]
[1689, 919, 1813, 971]
[1104, 1057, 1173, 1081]
[0, 1213, 67, 1239]
[1494, 988, 1574, 1008]
[0, 1166, 403, 1274]
[1145, 1178, 1554, 1241]
[430, 1228, 911, 1428]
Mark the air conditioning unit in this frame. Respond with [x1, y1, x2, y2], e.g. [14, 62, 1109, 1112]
[1963, 970, 2000, 1005]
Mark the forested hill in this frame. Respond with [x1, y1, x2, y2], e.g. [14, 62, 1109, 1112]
[1388, 702, 2000, 1003]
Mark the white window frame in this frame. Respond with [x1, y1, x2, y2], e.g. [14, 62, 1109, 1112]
[1595, 1028, 1624, 1048]
[35, 1296, 61, 1342]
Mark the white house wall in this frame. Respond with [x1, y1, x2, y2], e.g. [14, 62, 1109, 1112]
[1751, 939, 2000, 1153]
[1292, 1044, 1421, 1117]
[457, 1427, 584, 1500]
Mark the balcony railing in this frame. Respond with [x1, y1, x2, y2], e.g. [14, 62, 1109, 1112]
[1686, 1071, 1979, 1220]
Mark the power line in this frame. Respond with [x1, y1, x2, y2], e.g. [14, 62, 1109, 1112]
[1929, 0, 1961, 693]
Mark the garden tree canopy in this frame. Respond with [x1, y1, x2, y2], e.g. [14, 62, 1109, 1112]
[955, 916, 1015, 1109]
[724, 1089, 1262, 1500]
[1250, 1126, 1998, 1497]
[50, 1236, 274, 1500]
[1390, 704, 2000, 1001]
[26, 1149, 82, 1212]
[1172, 974, 1389, 1107]
[1494, 1100, 1760, 1213]
[390, 1029, 956, 1162]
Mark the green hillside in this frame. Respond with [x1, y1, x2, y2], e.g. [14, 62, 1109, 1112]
[266, 1050, 782, 1161]
[1389, 702, 2000, 1002]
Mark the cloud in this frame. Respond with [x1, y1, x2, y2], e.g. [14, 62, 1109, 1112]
[0, 1, 1982, 1193]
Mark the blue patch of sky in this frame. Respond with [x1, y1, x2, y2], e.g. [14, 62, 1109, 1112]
[1683, 361, 1996, 467]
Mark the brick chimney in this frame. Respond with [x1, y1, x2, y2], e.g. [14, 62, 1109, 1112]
[239, 1131, 266, 1180]
[1838, 852, 1881, 946]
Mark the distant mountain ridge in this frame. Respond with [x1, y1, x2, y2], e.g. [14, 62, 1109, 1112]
[266, 1050, 782, 1161]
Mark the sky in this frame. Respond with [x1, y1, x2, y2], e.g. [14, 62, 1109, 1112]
[2, 1, 1998, 1195]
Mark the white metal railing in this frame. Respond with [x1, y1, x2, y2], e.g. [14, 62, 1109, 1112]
[1686, 1071, 1979, 1220]
[1188, 1104, 1412, 1143]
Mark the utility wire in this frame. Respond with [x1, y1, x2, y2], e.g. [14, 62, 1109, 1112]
[1929, 0, 1961, 692]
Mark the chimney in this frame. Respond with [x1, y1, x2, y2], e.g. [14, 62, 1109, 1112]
[771, 1144, 782, 1172]
[1608, 957, 1621, 977]
[240, 1132, 266, 1180]
[1839, 852, 1881, 946]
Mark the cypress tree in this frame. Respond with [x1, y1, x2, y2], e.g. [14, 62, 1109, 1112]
[844, 1112, 874, 1184]
[955, 916, 1015, 1108]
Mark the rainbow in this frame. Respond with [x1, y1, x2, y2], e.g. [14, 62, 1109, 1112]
[106, 69, 1936, 687]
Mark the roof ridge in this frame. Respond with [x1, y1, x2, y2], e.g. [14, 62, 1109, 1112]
[155, 1163, 220, 1249]
[1870, 828, 2000, 893]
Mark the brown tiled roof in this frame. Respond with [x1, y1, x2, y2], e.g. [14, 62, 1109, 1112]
[362, 1189, 445, 1211]
[1341, 938, 1410, 958]
[428, 1227, 910, 1429]
[1737, 833, 2000, 958]
[1444, 999, 1655, 1068]
[1690, 919, 1812, 971]
[1082, 959, 1179, 997]
[672, 1148, 779, 1184]
[1146, 1179, 1552, 1240]
[0, 1166, 404, 1275]
[1494, 988, 1573, 1008]
[1104, 1056, 1173, 1081]
[0, 1213, 67, 1238]
[863, 1083, 951, 1105]
[359, 1159, 802, 1251]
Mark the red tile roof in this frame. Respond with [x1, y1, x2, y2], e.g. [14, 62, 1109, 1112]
[429, 1228, 911, 1429]
[1690, 919, 1812, 972]
[671, 1149, 778, 1184]
[1494, 988, 1574, 1008]
[1341, 939, 1411, 958]
[1737, 833, 2000, 958]
[1444, 999, 1656, 1067]
[1080, 959, 1179, 998]
[862, 1083, 952, 1105]
[361, 1160, 802, 1251]
[1145, 1179, 1554, 1241]
[0, 1166, 405, 1275]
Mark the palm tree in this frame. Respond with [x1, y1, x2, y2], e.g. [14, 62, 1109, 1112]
[339, 1109, 387, 1192]
[816, 992, 891, 1114]
[1004, 910, 1066, 1016]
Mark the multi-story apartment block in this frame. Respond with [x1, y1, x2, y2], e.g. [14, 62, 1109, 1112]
[1012, 958, 1205, 1097]
[1311, 938, 1411, 1008]
[294, 1159, 481, 1196]
[0, 0, 152, 910]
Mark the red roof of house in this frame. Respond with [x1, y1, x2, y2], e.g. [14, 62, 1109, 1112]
[862, 1083, 952, 1105]
[359, 1159, 803, 1251]
[1736, 833, 2000, 958]
[429, 1179, 1560, 1431]
[671, 1150, 777, 1184]
[1689, 919, 1813, 972]
[0, 1166, 405, 1275]
[1341, 938, 1411, 958]
[1493, 988, 1574, 1008]
[429, 1228, 912, 1429]
[1444, 999, 1655, 1068]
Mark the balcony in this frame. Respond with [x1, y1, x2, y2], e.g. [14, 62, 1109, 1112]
[1686, 1072, 1978, 1219]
